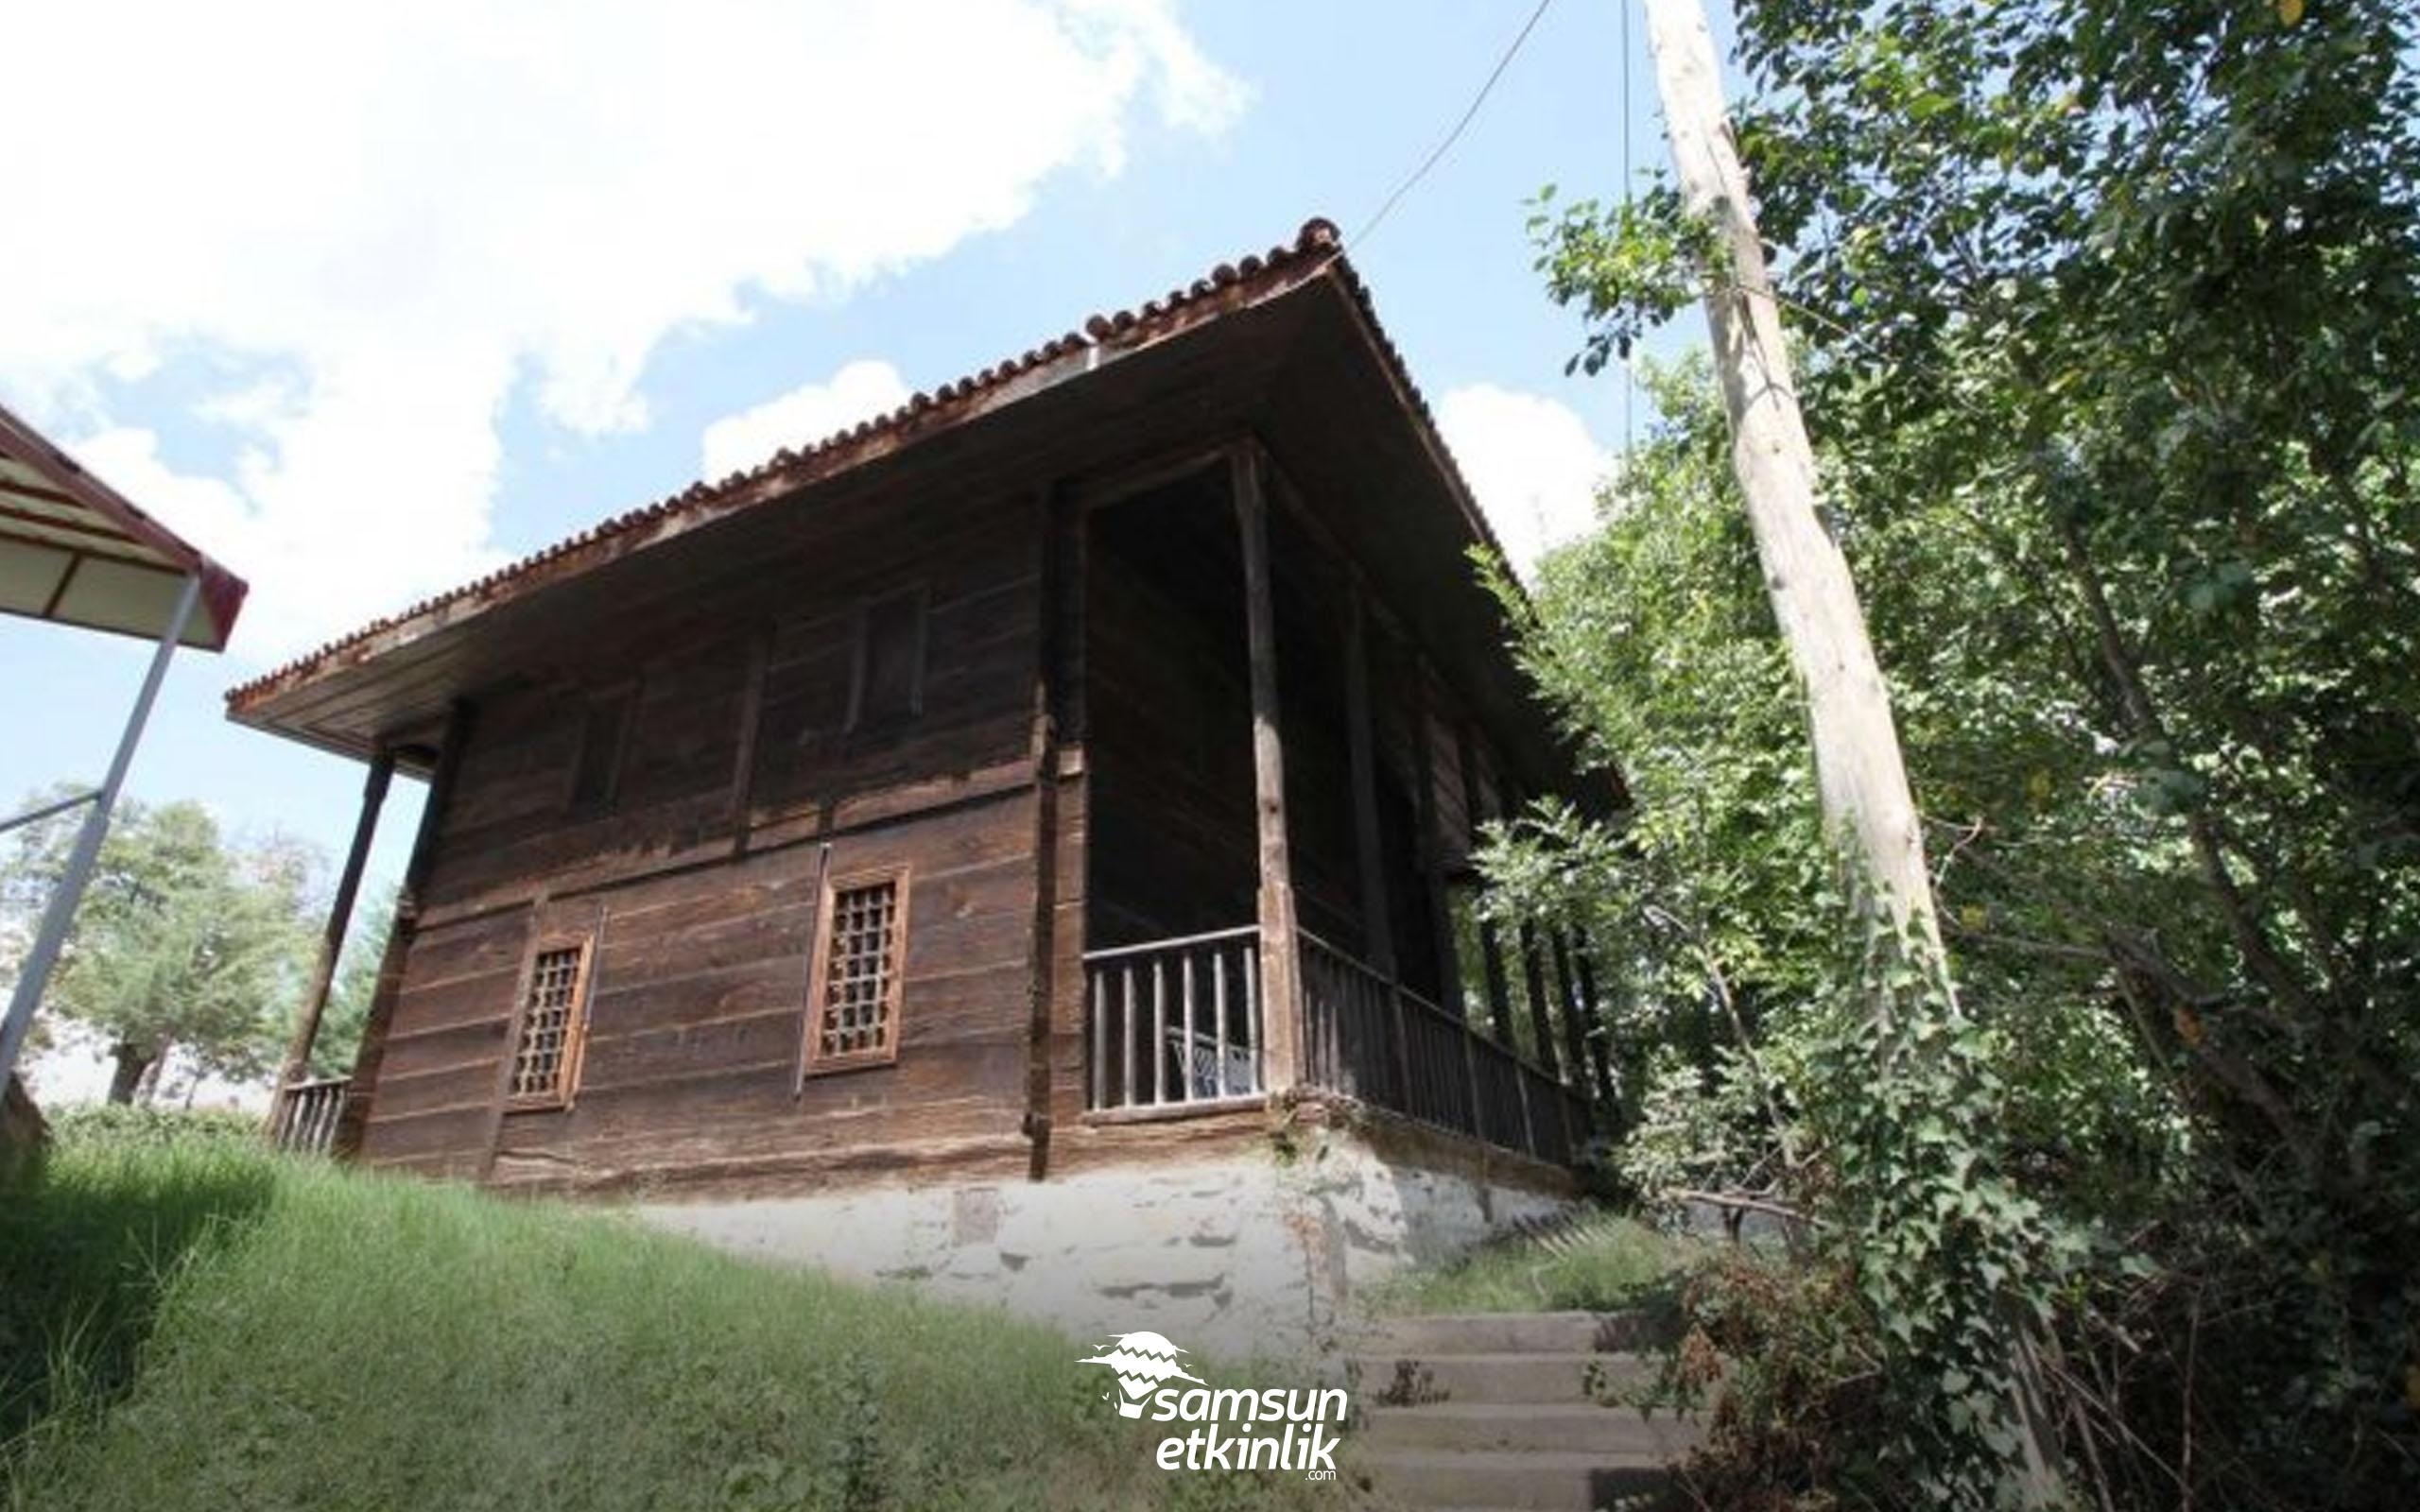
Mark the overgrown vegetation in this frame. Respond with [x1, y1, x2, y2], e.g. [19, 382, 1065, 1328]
[1492, 1, 2420, 1505]
[1363, 1209, 1696, 1318]
[0, 1113, 1318, 1512]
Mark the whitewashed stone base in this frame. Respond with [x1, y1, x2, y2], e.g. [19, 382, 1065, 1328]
[636, 1126, 1569, 1360]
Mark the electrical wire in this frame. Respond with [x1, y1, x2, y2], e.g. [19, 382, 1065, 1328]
[1350, 0, 1559, 249]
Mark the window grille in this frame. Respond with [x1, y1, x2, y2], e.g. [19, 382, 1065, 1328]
[510, 941, 591, 1105]
[809, 873, 906, 1068]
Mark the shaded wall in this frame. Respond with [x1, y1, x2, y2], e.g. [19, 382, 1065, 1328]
[355, 487, 1046, 1187]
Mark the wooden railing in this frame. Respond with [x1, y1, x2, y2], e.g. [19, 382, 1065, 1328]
[1301, 930, 1587, 1166]
[269, 1075, 350, 1156]
[1299, 935, 1402, 1108]
[1082, 927, 1264, 1110]
[1082, 924, 1589, 1163]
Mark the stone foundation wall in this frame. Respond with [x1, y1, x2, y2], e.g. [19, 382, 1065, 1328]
[636, 1117, 1571, 1360]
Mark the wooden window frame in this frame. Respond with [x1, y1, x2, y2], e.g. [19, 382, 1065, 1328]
[505, 932, 596, 1110]
[565, 683, 636, 816]
[802, 865, 910, 1076]
[843, 584, 928, 733]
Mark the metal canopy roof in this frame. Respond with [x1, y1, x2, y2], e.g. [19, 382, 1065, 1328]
[1, 401, 250, 1094]
[0, 402, 248, 651]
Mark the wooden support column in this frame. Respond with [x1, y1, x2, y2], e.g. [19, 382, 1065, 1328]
[1457, 723, 1517, 1043]
[1477, 925, 1515, 1044]
[1342, 579, 1394, 976]
[269, 747, 394, 1129]
[1408, 656, 1464, 1019]
[1573, 928, 1622, 1115]
[1517, 921, 1561, 1078]
[1550, 930, 1593, 1100]
[1233, 443, 1301, 1092]
[334, 702, 475, 1160]
[1024, 481, 1078, 1178]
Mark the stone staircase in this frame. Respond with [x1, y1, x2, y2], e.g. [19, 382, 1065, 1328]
[1349, 1311, 1702, 1510]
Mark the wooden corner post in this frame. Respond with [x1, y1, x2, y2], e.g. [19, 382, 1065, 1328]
[334, 702, 475, 1160]
[268, 746, 395, 1136]
[1024, 479, 1080, 1178]
[1233, 443, 1302, 1093]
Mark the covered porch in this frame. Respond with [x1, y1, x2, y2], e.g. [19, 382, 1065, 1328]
[1080, 924, 1590, 1168]
[1072, 439, 1609, 1169]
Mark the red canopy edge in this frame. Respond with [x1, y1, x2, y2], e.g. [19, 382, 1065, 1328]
[0, 400, 248, 652]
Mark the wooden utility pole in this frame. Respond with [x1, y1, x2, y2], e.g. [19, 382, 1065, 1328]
[1635, 0, 2063, 1499]
[1636, 0, 1945, 968]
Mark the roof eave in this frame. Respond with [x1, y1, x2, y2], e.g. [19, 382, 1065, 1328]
[226, 220, 1349, 722]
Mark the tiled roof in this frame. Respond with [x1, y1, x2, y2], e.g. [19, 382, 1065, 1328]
[226, 216, 1501, 714]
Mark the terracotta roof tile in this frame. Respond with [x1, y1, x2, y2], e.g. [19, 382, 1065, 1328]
[226, 216, 1504, 715]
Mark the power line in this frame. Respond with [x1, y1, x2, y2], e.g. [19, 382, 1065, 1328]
[1350, 0, 1559, 249]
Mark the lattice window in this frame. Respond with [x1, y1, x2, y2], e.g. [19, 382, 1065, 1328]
[510, 940, 592, 1106]
[807, 871, 907, 1069]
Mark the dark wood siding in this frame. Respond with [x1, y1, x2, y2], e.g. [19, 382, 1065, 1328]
[357, 486, 1046, 1186]
[351, 431, 1573, 1191]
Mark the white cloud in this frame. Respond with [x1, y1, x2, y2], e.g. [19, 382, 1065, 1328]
[1436, 385, 1614, 576]
[701, 360, 915, 482]
[0, 1, 1245, 662]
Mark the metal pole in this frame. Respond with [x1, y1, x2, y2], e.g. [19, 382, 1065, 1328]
[0, 790, 99, 837]
[0, 574, 201, 1089]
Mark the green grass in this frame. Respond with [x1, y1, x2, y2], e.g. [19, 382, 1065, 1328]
[1362, 1209, 1698, 1317]
[0, 1116, 1318, 1512]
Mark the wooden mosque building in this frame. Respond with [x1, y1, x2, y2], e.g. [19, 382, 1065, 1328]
[233, 219, 1618, 1211]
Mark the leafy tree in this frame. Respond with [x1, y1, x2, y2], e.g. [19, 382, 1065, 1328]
[1, 796, 319, 1102]
[1513, 1, 2420, 1504]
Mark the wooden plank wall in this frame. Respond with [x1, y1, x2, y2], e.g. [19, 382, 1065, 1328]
[356, 488, 1048, 1189]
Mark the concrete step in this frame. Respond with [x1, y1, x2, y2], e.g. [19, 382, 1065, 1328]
[1360, 1402, 1703, 1457]
[1353, 1350, 1657, 1406]
[1361, 1449, 1680, 1510]
[1361, 1310, 1670, 1358]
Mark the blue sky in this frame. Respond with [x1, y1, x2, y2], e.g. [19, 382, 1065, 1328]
[1, 0, 1723, 921]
